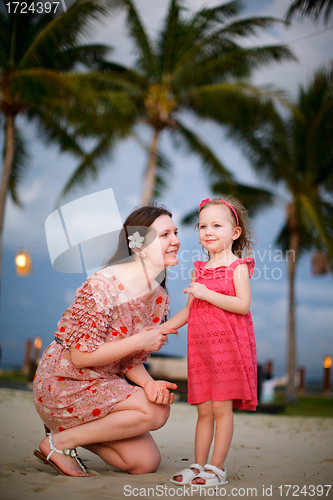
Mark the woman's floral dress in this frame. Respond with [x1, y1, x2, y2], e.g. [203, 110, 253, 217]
[33, 266, 169, 432]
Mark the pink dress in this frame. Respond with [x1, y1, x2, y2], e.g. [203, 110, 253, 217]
[187, 258, 257, 410]
[33, 266, 169, 432]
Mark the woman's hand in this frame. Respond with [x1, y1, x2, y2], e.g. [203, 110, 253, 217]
[143, 380, 178, 404]
[184, 282, 208, 300]
[137, 326, 178, 352]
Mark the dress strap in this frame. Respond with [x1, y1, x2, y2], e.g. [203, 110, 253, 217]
[231, 258, 255, 278]
[54, 337, 70, 350]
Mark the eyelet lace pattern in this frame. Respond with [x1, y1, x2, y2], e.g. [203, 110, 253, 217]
[187, 259, 257, 411]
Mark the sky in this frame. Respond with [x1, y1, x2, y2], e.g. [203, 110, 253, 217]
[0, 0, 332, 380]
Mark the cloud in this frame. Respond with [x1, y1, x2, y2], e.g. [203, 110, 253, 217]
[20, 178, 42, 203]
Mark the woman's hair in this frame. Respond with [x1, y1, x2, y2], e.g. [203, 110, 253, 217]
[103, 203, 172, 289]
[197, 196, 256, 258]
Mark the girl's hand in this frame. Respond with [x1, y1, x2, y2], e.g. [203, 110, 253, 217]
[137, 326, 178, 352]
[184, 282, 208, 300]
[143, 380, 178, 404]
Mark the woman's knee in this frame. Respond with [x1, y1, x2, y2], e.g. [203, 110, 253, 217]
[148, 403, 170, 431]
[128, 447, 161, 474]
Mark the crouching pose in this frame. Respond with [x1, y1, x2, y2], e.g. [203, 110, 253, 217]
[33, 205, 180, 476]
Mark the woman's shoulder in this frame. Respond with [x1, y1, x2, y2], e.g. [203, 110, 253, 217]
[73, 266, 118, 303]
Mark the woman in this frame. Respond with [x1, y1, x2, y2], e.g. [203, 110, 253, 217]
[33, 204, 180, 477]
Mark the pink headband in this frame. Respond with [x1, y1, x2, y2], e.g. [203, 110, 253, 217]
[198, 198, 239, 226]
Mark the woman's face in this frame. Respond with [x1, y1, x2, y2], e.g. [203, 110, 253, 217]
[145, 215, 180, 268]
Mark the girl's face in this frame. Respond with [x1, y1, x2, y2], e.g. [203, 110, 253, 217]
[145, 215, 180, 268]
[198, 204, 240, 254]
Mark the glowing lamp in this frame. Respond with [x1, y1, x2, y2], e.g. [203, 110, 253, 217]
[323, 355, 332, 396]
[15, 249, 32, 276]
[34, 337, 42, 350]
[323, 356, 332, 369]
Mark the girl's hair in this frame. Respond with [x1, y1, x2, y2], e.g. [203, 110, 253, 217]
[197, 196, 256, 258]
[103, 203, 172, 289]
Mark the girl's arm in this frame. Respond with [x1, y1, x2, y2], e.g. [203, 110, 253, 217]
[184, 263, 251, 315]
[161, 269, 196, 329]
[71, 325, 177, 369]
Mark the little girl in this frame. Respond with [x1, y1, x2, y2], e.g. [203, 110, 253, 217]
[166, 196, 257, 488]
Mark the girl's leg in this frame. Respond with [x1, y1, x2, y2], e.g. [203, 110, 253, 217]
[85, 432, 161, 474]
[192, 400, 233, 485]
[173, 400, 214, 482]
[38, 388, 169, 476]
[194, 400, 215, 466]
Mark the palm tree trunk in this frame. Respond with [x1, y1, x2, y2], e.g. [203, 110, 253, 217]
[285, 203, 299, 403]
[142, 128, 159, 205]
[0, 113, 15, 278]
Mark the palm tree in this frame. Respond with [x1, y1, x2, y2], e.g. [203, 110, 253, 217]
[60, 0, 296, 205]
[211, 65, 333, 403]
[0, 0, 123, 277]
[285, 0, 333, 25]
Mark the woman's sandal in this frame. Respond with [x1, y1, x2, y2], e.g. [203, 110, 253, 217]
[192, 464, 227, 488]
[34, 433, 89, 476]
[170, 463, 204, 485]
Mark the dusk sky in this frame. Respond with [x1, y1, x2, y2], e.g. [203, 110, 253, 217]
[0, 0, 332, 380]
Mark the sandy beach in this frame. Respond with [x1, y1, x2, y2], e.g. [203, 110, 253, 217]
[0, 388, 332, 500]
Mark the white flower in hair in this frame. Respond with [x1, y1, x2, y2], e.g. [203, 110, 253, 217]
[128, 231, 144, 249]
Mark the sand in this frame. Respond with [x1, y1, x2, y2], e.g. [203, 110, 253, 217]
[0, 388, 332, 500]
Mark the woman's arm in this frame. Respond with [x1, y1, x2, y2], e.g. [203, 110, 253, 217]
[125, 362, 178, 404]
[184, 263, 251, 315]
[71, 326, 177, 369]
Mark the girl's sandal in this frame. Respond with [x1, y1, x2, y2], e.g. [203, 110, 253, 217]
[192, 464, 227, 488]
[170, 463, 204, 485]
[34, 433, 90, 476]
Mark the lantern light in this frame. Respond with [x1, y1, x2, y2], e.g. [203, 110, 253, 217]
[323, 356, 332, 369]
[15, 249, 32, 276]
[34, 337, 42, 350]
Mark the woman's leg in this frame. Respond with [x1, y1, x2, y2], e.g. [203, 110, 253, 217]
[192, 400, 233, 484]
[172, 400, 214, 482]
[85, 432, 161, 474]
[38, 388, 169, 476]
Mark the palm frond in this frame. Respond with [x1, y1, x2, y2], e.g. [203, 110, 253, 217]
[300, 194, 333, 263]
[182, 180, 275, 225]
[192, 1, 241, 24]
[212, 181, 275, 216]
[9, 69, 97, 107]
[172, 120, 235, 185]
[56, 44, 113, 71]
[57, 135, 114, 203]
[31, 109, 85, 157]
[161, 0, 182, 76]
[219, 17, 285, 38]
[17, 0, 123, 70]
[285, 0, 333, 25]
[122, 0, 158, 77]
[7, 126, 30, 207]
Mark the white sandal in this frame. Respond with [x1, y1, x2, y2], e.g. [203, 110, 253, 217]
[170, 463, 204, 485]
[34, 433, 89, 476]
[192, 464, 227, 487]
